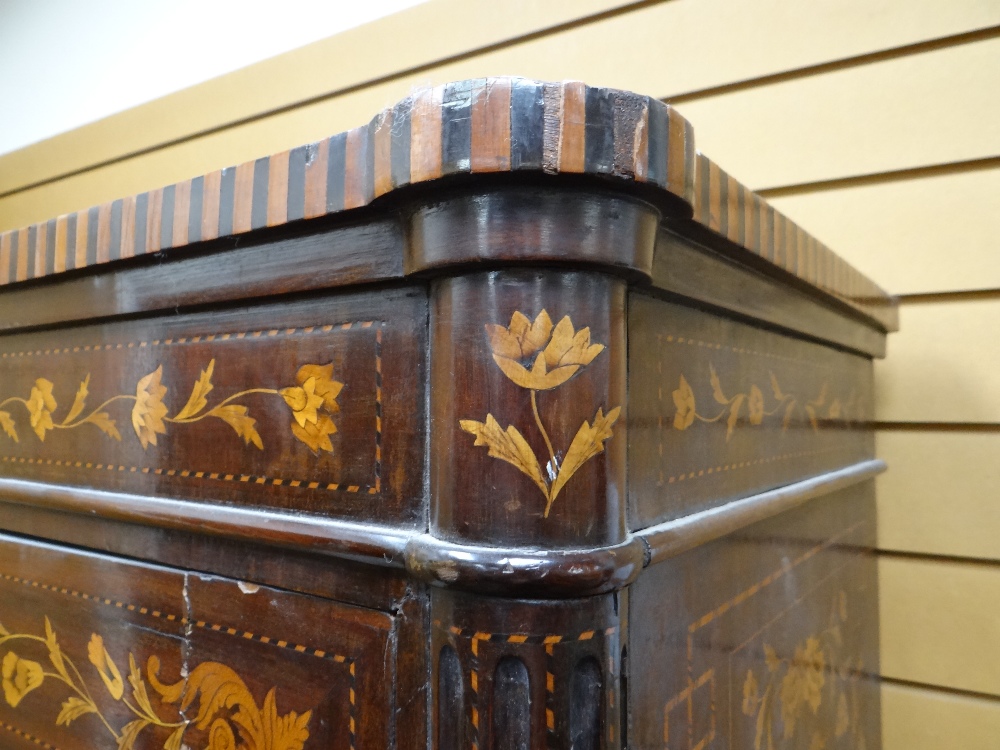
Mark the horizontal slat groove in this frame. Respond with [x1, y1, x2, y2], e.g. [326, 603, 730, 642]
[882, 676, 1000, 705]
[898, 288, 1000, 304]
[666, 24, 1000, 105]
[878, 549, 1000, 571]
[757, 155, 1000, 199]
[874, 422, 1000, 432]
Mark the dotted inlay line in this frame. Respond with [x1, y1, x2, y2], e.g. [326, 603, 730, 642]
[0, 321, 375, 358]
[0, 723, 59, 750]
[0, 455, 376, 495]
[659, 446, 847, 486]
[661, 332, 842, 370]
[0, 570, 358, 749]
[0, 321, 384, 495]
[435, 621, 618, 750]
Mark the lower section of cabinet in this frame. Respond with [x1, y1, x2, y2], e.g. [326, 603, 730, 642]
[0, 535, 402, 750]
[0, 482, 880, 749]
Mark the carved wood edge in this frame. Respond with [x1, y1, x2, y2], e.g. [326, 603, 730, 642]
[0, 76, 896, 330]
[0, 460, 884, 598]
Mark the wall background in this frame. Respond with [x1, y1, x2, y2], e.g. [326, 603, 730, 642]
[1, 1, 998, 744]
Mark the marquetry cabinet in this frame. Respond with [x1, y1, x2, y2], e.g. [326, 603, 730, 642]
[0, 77, 896, 749]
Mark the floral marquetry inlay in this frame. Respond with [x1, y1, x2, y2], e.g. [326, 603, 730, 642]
[0, 359, 344, 455]
[460, 310, 621, 518]
[741, 592, 867, 750]
[672, 365, 857, 442]
[0, 618, 312, 749]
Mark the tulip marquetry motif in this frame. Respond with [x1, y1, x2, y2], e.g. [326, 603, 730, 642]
[460, 310, 621, 518]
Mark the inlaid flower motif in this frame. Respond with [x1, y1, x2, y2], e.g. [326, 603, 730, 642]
[2, 652, 44, 707]
[283, 363, 343, 455]
[87, 634, 124, 700]
[748, 385, 765, 425]
[131, 366, 169, 449]
[672, 375, 696, 430]
[780, 637, 826, 737]
[486, 310, 603, 391]
[26, 378, 57, 441]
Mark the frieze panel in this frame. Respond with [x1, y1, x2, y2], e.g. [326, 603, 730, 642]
[628, 293, 874, 529]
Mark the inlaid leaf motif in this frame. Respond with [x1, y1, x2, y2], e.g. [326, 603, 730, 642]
[769, 372, 785, 401]
[805, 405, 819, 431]
[211, 405, 264, 450]
[45, 617, 70, 684]
[127, 653, 157, 719]
[782, 401, 797, 432]
[63, 375, 90, 425]
[460, 415, 547, 498]
[727, 394, 745, 441]
[163, 726, 185, 750]
[709, 363, 728, 405]
[548, 406, 622, 509]
[88, 634, 124, 700]
[89, 411, 122, 441]
[56, 696, 96, 726]
[173, 359, 215, 421]
[117, 718, 149, 750]
[0, 411, 16, 442]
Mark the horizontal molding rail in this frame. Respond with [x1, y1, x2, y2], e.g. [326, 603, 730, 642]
[0, 458, 885, 597]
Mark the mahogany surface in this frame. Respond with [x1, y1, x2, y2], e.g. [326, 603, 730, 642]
[0, 77, 896, 749]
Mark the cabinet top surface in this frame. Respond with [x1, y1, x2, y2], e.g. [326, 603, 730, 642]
[0, 76, 897, 331]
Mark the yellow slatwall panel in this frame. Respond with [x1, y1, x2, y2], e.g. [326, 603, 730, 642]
[3, 1, 1000, 230]
[5, 0, 996, 196]
[674, 36, 1000, 190]
[880, 556, 1000, 696]
[875, 300, 1000, 422]
[877, 431, 1000, 561]
[769, 165, 1000, 295]
[882, 683, 1000, 749]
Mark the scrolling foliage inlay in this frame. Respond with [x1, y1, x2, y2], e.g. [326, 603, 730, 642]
[672, 365, 857, 441]
[0, 617, 311, 749]
[0, 359, 344, 455]
[460, 311, 621, 517]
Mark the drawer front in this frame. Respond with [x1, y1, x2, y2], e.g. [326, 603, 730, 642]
[0, 286, 426, 526]
[0, 534, 396, 749]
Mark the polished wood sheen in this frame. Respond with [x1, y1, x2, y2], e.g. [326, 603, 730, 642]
[0, 77, 897, 749]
